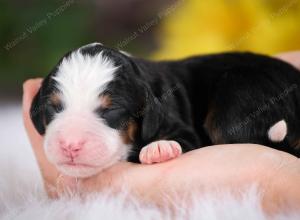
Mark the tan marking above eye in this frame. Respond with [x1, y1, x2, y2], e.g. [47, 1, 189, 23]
[100, 95, 112, 108]
[50, 93, 61, 105]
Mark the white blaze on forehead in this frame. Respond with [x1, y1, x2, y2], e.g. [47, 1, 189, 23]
[53, 50, 118, 110]
[268, 120, 288, 142]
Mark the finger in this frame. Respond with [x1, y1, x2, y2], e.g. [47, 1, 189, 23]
[275, 51, 300, 70]
[22, 78, 44, 148]
[22, 78, 43, 112]
[22, 78, 43, 130]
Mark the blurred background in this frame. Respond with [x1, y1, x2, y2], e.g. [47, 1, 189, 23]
[1, 0, 300, 101]
[0, 0, 300, 141]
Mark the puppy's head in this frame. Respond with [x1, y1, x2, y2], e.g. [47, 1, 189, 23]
[30, 43, 162, 177]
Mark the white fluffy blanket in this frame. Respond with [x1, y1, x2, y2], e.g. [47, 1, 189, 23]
[0, 105, 299, 220]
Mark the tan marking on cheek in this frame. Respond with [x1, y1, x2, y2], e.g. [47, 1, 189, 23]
[204, 106, 225, 144]
[291, 139, 300, 150]
[121, 120, 137, 144]
[100, 95, 112, 108]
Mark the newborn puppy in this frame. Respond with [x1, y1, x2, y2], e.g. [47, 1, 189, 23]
[31, 43, 300, 177]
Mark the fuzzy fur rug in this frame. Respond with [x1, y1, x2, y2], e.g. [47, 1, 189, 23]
[0, 104, 299, 220]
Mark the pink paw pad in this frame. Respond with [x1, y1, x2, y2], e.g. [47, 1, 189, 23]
[139, 140, 182, 164]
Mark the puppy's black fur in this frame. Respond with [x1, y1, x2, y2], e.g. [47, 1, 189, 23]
[31, 44, 300, 162]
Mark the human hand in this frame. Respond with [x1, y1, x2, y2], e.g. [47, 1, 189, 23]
[276, 51, 300, 69]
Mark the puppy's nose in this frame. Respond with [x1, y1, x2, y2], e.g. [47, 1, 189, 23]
[59, 139, 85, 158]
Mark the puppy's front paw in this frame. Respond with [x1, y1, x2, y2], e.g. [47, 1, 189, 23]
[139, 140, 182, 164]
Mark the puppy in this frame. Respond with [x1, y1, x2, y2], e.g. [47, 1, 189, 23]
[30, 42, 300, 177]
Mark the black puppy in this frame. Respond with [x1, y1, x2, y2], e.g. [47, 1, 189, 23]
[30, 42, 300, 177]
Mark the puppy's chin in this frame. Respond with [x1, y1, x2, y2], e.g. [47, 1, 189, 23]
[57, 163, 106, 178]
[47, 146, 128, 178]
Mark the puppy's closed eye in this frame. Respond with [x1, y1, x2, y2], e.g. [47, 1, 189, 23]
[97, 107, 128, 129]
[101, 107, 126, 118]
[46, 102, 63, 114]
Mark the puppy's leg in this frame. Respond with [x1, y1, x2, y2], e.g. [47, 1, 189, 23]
[139, 123, 201, 164]
[139, 140, 182, 164]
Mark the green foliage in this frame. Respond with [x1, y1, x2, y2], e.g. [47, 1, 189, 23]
[0, 1, 91, 87]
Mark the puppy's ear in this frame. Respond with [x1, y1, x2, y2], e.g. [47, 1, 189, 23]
[141, 85, 164, 141]
[129, 60, 164, 141]
[30, 89, 46, 135]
